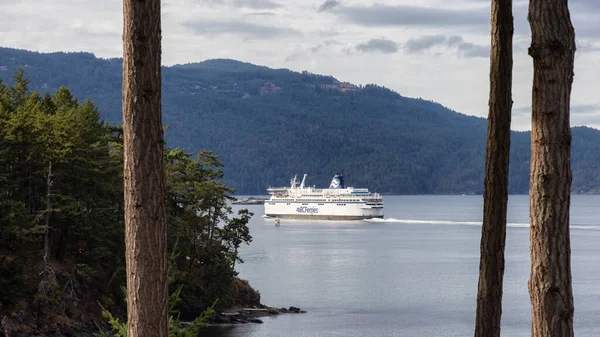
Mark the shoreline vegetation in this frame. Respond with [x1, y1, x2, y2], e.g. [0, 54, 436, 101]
[0, 70, 302, 337]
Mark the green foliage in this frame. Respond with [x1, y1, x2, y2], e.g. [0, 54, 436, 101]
[98, 305, 127, 337]
[164, 147, 254, 317]
[168, 288, 217, 337]
[0, 70, 129, 327]
[98, 245, 217, 337]
[98, 289, 216, 337]
[0, 201, 31, 255]
[0, 71, 123, 270]
[0, 69, 255, 334]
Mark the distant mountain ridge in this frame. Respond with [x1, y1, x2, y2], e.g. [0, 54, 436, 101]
[1, 46, 599, 194]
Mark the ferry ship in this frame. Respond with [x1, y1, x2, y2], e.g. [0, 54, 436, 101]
[264, 173, 384, 220]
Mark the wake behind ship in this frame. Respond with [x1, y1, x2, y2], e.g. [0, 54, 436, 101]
[264, 173, 384, 220]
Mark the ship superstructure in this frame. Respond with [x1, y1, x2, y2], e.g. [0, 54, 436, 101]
[264, 173, 384, 220]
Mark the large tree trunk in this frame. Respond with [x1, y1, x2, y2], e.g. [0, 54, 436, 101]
[122, 1, 168, 336]
[474, 1, 513, 336]
[527, 0, 576, 336]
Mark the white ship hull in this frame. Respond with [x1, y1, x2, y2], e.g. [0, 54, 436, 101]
[264, 173, 384, 221]
[264, 201, 383, 220]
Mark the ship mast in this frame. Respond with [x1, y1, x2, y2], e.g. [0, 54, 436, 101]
[290, 175, 298, 189]
[300, 174, 307, 189]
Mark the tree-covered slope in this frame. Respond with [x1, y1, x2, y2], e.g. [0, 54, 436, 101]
[1, 46, 599, 194]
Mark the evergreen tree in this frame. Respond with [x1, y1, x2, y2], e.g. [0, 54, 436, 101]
[0, 70, 253, 335]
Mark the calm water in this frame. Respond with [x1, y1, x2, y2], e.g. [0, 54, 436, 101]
[199, 195, 600, 337]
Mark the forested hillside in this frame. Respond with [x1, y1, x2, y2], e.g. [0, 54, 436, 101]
[1, 46, 599, 194]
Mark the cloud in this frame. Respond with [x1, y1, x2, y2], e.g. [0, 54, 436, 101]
[245, 12, 276, 16]
[285, 52, 302, 62]
[570, 104, 600, 126]
[404, 35, 448, 53]
[285, 40, 340, 62]
[514, 104, 600, 124]
[404, 35, 488, 58]
[572, 104, 600, 114]
[181, 20, 299, 39]
[512, 106, 531, 116]
[507, 1, 600, 40]
[325, 1, 600, 43]
[318, 0, 340, 12]
[311, 40, 340, 52]
[458, 42, 489, 58]
[571, 0, 600, 11]
[206, 0, 281, 9]
[310, 45, 324, 53]
[577, 41, 600, 53]
[331, 4, 488, 28]
[574, 21, 600, 41]
[355, 39, 399, 54]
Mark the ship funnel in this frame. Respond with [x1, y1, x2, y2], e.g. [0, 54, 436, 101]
[329, 173, 345, 189]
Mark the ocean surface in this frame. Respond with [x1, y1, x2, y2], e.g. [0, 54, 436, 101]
[199, 195, 600, 337]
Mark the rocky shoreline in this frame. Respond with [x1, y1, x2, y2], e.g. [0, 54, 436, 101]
[206, 305, 307, 325]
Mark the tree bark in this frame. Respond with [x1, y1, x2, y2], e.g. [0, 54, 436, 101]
[122, 1, 168, 336]
[474, 1, 513, 336]
[527, 0, 576, 336]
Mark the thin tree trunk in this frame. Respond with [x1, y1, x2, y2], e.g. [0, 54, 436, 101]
[43, 162, 52, 271]
[527, 0, 576, 336]
[474, 1, 513, 336]
[122, 0, 168, 336]
[232, 246, 238, 270]
[37, 162, 55, 298]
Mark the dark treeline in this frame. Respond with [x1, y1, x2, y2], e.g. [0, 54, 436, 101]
[2, 47, 600, 195]
[0, 70, 257, 336]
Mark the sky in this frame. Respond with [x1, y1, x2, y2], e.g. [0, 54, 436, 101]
[0, 0, 599, 131]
